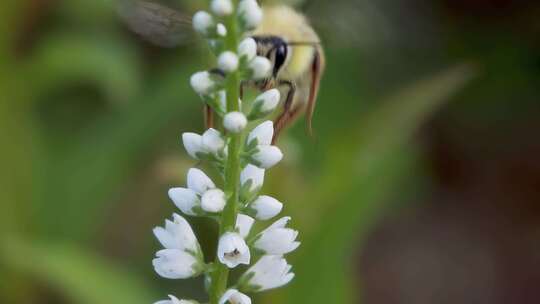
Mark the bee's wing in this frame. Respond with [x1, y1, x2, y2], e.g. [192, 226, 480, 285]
[117, 0, 193, 47]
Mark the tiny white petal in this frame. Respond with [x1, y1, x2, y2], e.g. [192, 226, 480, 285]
[218, 51, 239, 73]
[238, 38, 257, 61]
[218, 232, 251, 268]
[223, 112, 247, 133]
[192, 11, 214, 35]
[153, 249, 200, 279]
[219, 289, 251, 304]
[190, 71, 216, 95]
[187, 168, 216, 195]
[201, 188, 226, 213]
[248, 120, 274, 146]
[211, 0, 233, 16]
[154, 295, 198, 304]
[249, 56, 272, 79]
[257, 89, 281, 113]
[235, 214, 255, 238]
[153, 213, 199, 252]
[182, 133, 204, 159]
[168, 188, 200, 216]
[241, 255, 294, 291]
[250, 195, 283, 220]
[216, 23, 227, 37]
[202, 128, 225, 154]
[255, 227, 299, 255]
[240, 164, 265, 192]
[252, 145, 283, 169]
[238, 0, 263, 29]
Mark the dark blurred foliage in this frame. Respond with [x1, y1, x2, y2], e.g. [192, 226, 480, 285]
[0, 0, 538, 303]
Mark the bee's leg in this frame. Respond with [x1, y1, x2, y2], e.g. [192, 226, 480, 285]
[204, 104, 214, 129]
[272, 80, 296, 144]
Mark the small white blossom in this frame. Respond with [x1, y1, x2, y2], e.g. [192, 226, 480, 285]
[182, 133, 204, 159]
[250, 195, 283, 220]
[153, 214, 200, 252]
[218, 232, 250, 268]
[249, 56, 272, 79]
[192, 11, 214, 35]
[211, 0, 233, 16]
[251, 89, 280, 116]
[187, 168, 216, 195]
[190, 71, 217, 95]
[153, 249, 202, 279]
[238, 38, 257, 61]
[238, 0, 263, 29]
[236, 214, 255, 238]
[201, 188, 226, 213]
[254, 217, 299, 255]
[216, 23, 227, 37]
[218, 51, 239, 73]
[248, 120, 273, 146]
[155, 295, 199, 304]
[223, 112, 247, 133]
[241, 164, 265, 192]
[202, 128, 225, 154]
[219, 289, 251, 304]
[252, 145, 283, 169]
[168, 188, 200, 216]
[240, 255, 294, 292]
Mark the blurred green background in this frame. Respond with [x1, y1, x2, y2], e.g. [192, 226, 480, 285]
[1, 0, 540, 303]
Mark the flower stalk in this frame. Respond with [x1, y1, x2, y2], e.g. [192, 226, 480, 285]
[151, 1, 298, 303]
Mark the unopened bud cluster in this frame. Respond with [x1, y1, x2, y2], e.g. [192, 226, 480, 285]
[152, 1, 299, 304]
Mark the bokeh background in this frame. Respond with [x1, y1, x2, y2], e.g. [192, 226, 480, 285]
[1, 0, 540, 303]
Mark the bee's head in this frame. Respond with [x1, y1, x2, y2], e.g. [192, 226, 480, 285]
[252, 36, 289, 78]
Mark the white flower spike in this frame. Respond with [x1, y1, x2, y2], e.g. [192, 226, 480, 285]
[254, 216, 299, 255]
[218, 232, 251, 268]
[238, 37, 257, 61]
[218, 51, 239, 73]
[223, 112, 247, 133]
[153, 249, 202, 279]
[219, 289, 251, 304]
[252, 145, 283, 169]
[238, 0, 263, 30]
[249, 195, 283, 220]
[155, 295, 199, 304]
[240, 255, 295, 292]
[211, 0, 233, 16]
[240, 164, 265, 192]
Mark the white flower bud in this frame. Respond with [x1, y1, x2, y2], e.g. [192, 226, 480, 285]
[238, 38, 257, 61]
[253, 89, 280, 114]
[155, 295, 199, 304]
[187, 168, 216, 195]
[201, 189, 226, 213]
[254, 217, 299, 255]
[219, 289, 251, 304]
[235, 214, 255, 238]
[238, 0, 263, 29]
[211, 0, 233, 16]
[202, 128, 225, 154]
[249, 56, 272, 79]
[252, 145, 283, 169]
[216, 23, 227, 37]
[182, 133, 204, 159]
[218, 232, 251, 268]
[153, 214, 200, 251]
[168, 188, 200, 216]
[223, 112, 247, 133]
[190, 71, 216, 95]
[153, 249, 202, 279]
[218, 51, 239, 73]
[248, 120, 273, 146]
[239, 255, 294, 292]
[192, 11, 214, 35]
[240, 164, 265, 192]
[250, 195, 282, 220]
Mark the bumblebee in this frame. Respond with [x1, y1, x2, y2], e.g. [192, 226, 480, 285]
[120, 1, 325, 142]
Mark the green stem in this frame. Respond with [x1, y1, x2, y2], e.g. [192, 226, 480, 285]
[209, 4, 242, 304]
